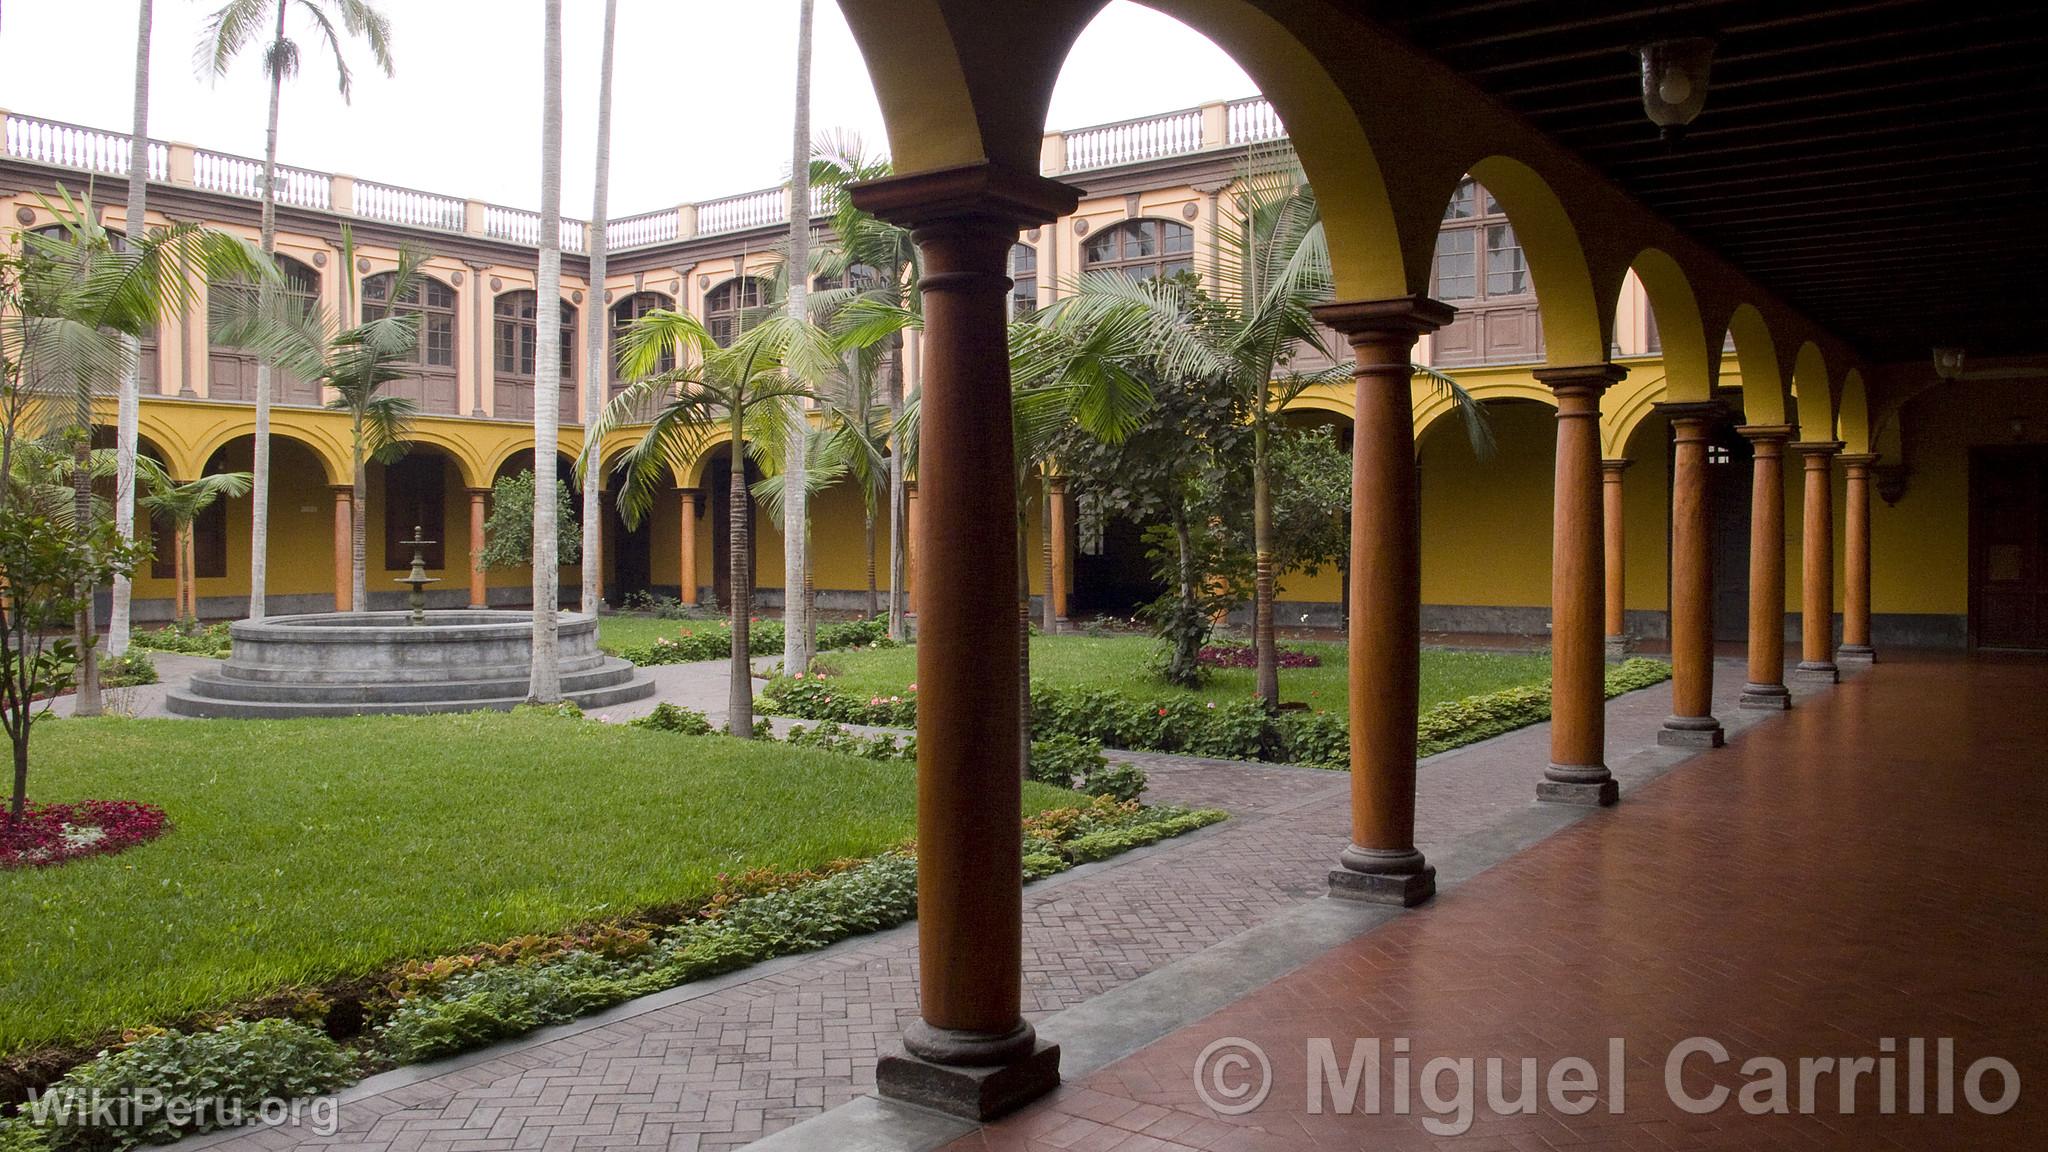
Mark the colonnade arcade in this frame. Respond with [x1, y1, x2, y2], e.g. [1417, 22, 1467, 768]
[832, 0, 1890, 1120]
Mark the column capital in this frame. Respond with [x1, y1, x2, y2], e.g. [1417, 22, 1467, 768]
[1838, 452, 1880, 470]
[1600, 458, 1632, 476]
[466, 486, 493, 497]
[1533, 362, 1628, 395]
[330, 484, 354, 497]
[849, 162, 1080, 233]
[1735, 423, 1797, 445]
[1656, 400, 1725, 442]
[1047, 475, 1068, 496]
[1792, 439, 1846, 461]
[1312, 295, 1457, 343]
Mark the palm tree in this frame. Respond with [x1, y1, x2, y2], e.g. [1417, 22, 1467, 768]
[812, 137, 919, 639]
[580, 0, 617, 616]
[781, 0, 818, 674]
[108, 0, 155, 659]
[11, 191, 268, 715]
[135, 458, 252, 626]
[199, 0, 394, 621]
[590, 312, 816, 737]
[528, 0, 565, 703]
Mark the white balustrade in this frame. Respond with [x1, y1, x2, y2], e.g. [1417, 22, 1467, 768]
[4, 114, 169, 181]
[1227, 97, 1286, 146]
[606, 209, 680, 250]
[1062, 108, 1204, 172]
[354, 181, 466, 231]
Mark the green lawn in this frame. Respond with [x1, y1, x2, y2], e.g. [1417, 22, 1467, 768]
[811, 633, 1554, 712]
[596, 614, 724, 653]
[1, 712, 1078, 1055]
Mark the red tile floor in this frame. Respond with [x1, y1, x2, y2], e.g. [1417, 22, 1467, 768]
[947, 653, 2047, 1151]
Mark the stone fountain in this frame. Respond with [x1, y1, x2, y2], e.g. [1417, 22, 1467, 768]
[165, 527, 656, 718]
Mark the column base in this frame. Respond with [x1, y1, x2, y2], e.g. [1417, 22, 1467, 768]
[1738, 683, 1791, 710]
[1328, 845, 1436, 906]
[1658, 716, 1725, 748]
[1538, 765, 1618, 806]
[1795, 661, 1839, 683]
[877, 1031, 1060, 1122]
[1836, 645, 1876, 665]
[1604, 634, 1631, 662]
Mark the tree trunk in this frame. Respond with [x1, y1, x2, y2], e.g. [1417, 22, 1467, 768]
[1017, 487, 1032, 780]
[1176, 496, 1200, 676]
[886, 337, 907, 638]
[10, 737, 27, 826]
[527, 0, 565, 703]
[248, 0, 287, 621]
[110, 0, 153, 657]
[1041, 473, 1056, 631]
[864, 505, 878, 618]
[781, 0, 816, 675]
[175, 523, 192, 624]
[71, 436, 103, 716]
[580, 0, 617, 616]
[1252, 409, 1279, 707]
[728, 411, 754, 735]
[351, 446, 368, 615]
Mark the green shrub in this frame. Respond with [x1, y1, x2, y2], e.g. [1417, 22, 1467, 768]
[0, 1117, 48, 1152]
[128, 623, 232, 658]
[784, 721, 914, 762]
[30, 1019, 353, 1152]
[1080, 761, 1148, 803]
[616, 617, 894, 668]
[631, 702, 713, 736]
[100, 651, 157, 689]
[757, 675, 916, 726]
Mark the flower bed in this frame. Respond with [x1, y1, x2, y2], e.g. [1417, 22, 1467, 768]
[128, 623, 233, 659]
[759, 658, 1676, 769]
[0, 801, 169, 870]
[1197, 643, 1321, 669]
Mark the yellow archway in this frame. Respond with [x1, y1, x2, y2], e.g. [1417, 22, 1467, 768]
[1720, 304, 1789, 426]
[1452, 156, 1607, 365]
[1617, 249, 1711, 403]
[1790, 341, 1835, 442]
[1838, 369, 1871, 455]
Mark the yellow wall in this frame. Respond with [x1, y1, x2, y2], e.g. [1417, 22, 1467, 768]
[1419, 401, 1556, 608]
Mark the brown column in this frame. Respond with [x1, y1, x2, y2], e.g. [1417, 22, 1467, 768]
[1657, 403, 1726, 747]
[1601, 459, 1631, 659]
[852, 163, 1075, 1117]
[1313, 296, 1455, 904]
[467, 488, 490, 609]
[1837, 453, 1878, 663]
[1537, 365, 1625, 805]
[1737, 426, 1796, 708]
[1794, 440, 1845, 680]
[678, 488, 701, 606]
[1047, 477, 1071, 625]
[331, 486, 353, 612]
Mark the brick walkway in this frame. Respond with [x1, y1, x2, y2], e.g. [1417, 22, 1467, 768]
[191, 656, 1783, 1152]
[945, 653, 2048, 1151]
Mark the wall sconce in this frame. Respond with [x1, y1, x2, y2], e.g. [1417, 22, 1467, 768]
[1932, 346, 1967, 382]
[1639, 38, 1716, 142]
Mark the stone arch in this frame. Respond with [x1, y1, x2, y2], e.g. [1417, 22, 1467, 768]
[392, 427, 488, 490]
[1838, 369, 1871, 455]
[190, 421, 348, 486]
[1415, 376, 1556, 445]
[1603, 368, 1671, 459]
[1439, 155, 1607, 365]
[1718, 303, 1789, 426]
[836, 0, 1412, 298]
[1615, 248, 1711, 403]
[1790, 341, 1835, 442]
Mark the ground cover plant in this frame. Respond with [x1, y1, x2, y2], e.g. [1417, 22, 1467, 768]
[599, 613, 891, 667]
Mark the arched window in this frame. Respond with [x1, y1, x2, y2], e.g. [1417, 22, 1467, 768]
[1428, 178, 1541, 367]
[492, 290, 578, 423]
[364, 272, 459, 414]
[704, 277, 770, 347]
[1010, 243, 1039, 318]
[1082, 219, 1193, 280]
[208, 253, 321, 405]
[609, 291, 674, 395]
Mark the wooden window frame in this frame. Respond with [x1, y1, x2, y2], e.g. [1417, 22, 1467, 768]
[1081, 218, 1194, 281]
[704, 277, 770, 348]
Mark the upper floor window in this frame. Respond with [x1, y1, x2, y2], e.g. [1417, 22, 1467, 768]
[364, 272, 457, 370]
[1433, 179, 1530, 303]
[704, 276, 771, 347]
[812, 263, 882, 294]
[1010, 243, 1039, 318]
[1082, 219, 1193, 280]
[493, 290, 575, 380]
[210, 253, 319, 345]
[610, 291, 674, 384]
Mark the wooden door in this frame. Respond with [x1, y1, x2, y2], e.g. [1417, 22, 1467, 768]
[1971, 447, 2048, 650]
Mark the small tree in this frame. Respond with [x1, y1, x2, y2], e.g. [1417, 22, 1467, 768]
[477, 470, 580, 574]
[1, 510, 146, 823]
[136, 458, 252, 627]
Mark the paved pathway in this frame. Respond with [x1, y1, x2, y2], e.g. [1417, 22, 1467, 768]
[167, 652, 1812, 1152]
[945, 653, 2047, 1151]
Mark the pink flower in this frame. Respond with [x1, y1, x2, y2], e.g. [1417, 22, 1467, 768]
[1206, 701, 1216, 709]
[907, 682, 917, 692]
[1157, 707, 1168, 716]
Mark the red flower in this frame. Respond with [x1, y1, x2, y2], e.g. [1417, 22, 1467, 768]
[0, 800, 170, 869]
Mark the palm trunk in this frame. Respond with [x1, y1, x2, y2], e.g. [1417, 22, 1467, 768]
[110, 0, 153, 657]
[863, 504, 878, 618]
[527, 0, 565, 702]
[1017, 483, 1032, 779]
[781, 0, 816, 675]
[71, 436, 103, 716]
[1175, 496, 1199, 676]
[1041, 473, 1056, 631]
[1252, 409, 1279, 707]
[247, 0, 286, 622]
[580, 0, 617, 616]
[175, 522, 192, 625]
[728, 410, 754, 735]
[886, 339, 907, 638]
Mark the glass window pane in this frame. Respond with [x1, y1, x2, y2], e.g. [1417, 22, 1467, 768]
[1443, 179, 1476, 221]
[1125, 225, 1156, 259]
[1434, 231, 1476, 301]
[1083, 231, 1117, 265]
[1162, 223, 1193, 255]
[1486, 223, 1528, 296]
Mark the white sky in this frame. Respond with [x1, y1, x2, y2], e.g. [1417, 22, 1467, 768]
[0, 1, 1259, 217]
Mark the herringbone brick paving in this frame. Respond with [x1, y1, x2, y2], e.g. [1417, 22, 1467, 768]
[945, 654, 2048, 1151]
[203, 660, 1770, 1152]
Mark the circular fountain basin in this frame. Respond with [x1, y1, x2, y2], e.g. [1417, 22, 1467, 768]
[165, 610, 657, 718]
